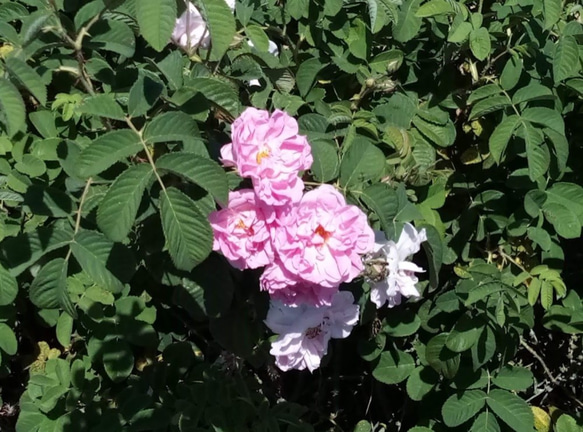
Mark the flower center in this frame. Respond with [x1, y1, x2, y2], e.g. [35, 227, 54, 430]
[256, 147, 270, 164]
[235, 219, 254, 236]
[305, 325, 322, 339]
[314, 224, 332, 242]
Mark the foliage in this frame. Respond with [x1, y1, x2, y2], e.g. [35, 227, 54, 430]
[0, 0, 582, 431]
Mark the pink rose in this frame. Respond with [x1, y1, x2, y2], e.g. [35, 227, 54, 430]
[260, 260, 336, 307]
[265, 291, 359, 372]
[220, 108, 312, 206]
[273, 185, 375, 288]
[208, 189, 274, 270]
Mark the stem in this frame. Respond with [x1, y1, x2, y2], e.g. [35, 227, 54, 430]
[65, 178, 93, 260]
[520, 337, 583, 408]
[125, 117, 167, 194]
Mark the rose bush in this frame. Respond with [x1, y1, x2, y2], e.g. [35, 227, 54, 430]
[0, 0, 583, 431]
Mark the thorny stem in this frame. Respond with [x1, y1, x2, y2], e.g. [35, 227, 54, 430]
[498, 249, 528, 273]
[520, 337, 583, 408]
[125, 117, 168, 194]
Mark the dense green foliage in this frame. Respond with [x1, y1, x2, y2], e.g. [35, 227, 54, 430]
[0, 0, 583, 431]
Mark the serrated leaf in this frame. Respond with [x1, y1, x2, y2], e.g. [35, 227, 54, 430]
[102, 339, 134, 382]
[358, 183, 399, 235]
[512, 83, 554, 105]
[78, 94, 126, 120]
[406, 366, 439, 401]
[469, 95, 510, 119]
[543, 202, 580, 239]
[500, 56, 522, 91]
[372, 349, 415, 384]
[199, 0, 236, 61]
[296, 57, 324, 98]
[416, 0, 454, 17]
[470, 411, 501, 432]
[29, 258, 76, 318]
[185, 77, 240, 117]
[0, 264, 17, 305]
[0, 78, 25, 137]
[446, 315, 484, 353]
[128, 71, 165, 117]
[339, 140, 385, 188]
[487, 389, 534, 432]
[144, 111, 200, 143]
[442, 390, 487, 427]
[492, 365, 533, 391]
[469, 27, 491, 61]
[489, 115, 519, 163]
[97, 164, 154, 242]
[88, 19, 136, 57]
[136, 0, 176, 52]
[70, 230, 125, 293]
[56, 312, 73, 348]
[553, 36, 579, 84]
[245, 24, 269, 52]
[523, 121, 549, 181]
[160, 187, 213, 271]
[156, 152, 228, 206]
[5, 57, 47, 106]
[0, 323, 17, 355]
[426, 333, 460, 379]
[309, 139, 339, 182]
[393, 0, 422, 42]
[77, 130, 143, 178]
[521, 107, 564, 134]
[543, 0, 561, 30]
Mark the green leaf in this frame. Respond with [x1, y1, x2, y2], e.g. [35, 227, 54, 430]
[512, 83, 554, 105]
[5, 57, 47, 106]
[97, 164, 154, 242]
[0, 323, 17, 355]
[296, 57, 324, 98]
[128, 71, 165, 117]
[486, 389, 534, 432]
[185, 77, 240, 117]
[199, 0, 237, 61]
[88, 19, 136, 57]
[521, 107, 564, 134]
[446, 315, 484, 353]
[160, 187, 213, 271]
[426, 333, 460, 378]
[372, 349, 415, 384]
[245, 24, 269, 52]
[469, 95, 510, 119]
[416, 0, 454, 17]
[543, 0, 561, 29]
[0, 78, 25, 137]
[77, 130, 143, 178]
[135, 0, 176, 52]
[102, 339, 134, 382]
[469, 27, 491, 61]
[144, 111, 200, 144]
[468, 84, 502, 104]
[542, 202, 580, 239]
[339, 140, 385, 188]
[469, 411, 501, 432]
[492, 365, 533, 391]
[500, 56, 522, 91]
[70, 230, 125, 293]
[156, 152, 228, 206]
[555, 414, 580, 432]
[489, 115, 519, 163]
[78, 94, 126, 120]
[522, 121, 549, 181]
[358, 183, 399, 235]
[553, 36, 579, 84]
[406, 366, 439, 401]
[0, 264, 18, 305]
[56, 312, 73, 347]
[309, 139, 340, 182]
[393, 0, 422, 42]
[29, 258, 76, 318]
[442, 390, 487, 427]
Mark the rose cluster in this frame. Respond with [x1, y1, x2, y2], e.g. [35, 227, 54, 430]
[208, 107, 427, 372]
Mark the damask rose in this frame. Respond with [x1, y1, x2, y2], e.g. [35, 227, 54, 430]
[272, 185, 375, 288]
[265, 291, 359, 372]
[208, 189, 274, 270]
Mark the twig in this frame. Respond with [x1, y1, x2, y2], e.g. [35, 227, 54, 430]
[65, 178, 93, 260]
[520, 337, 583, 408]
